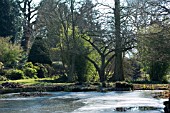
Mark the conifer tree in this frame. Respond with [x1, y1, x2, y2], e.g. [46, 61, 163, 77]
[28, 37, 52, 64]
[0, 0, 21, 43]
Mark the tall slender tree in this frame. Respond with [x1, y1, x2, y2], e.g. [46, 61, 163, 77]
[113, 0, 124, 81]
[36, 0, 91, 82]
[17, 0, 38, 51]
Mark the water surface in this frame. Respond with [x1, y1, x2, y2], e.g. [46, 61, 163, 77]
[0, 90, 167, 113]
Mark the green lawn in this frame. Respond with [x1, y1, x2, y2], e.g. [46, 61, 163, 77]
[0, 78, 73, 86]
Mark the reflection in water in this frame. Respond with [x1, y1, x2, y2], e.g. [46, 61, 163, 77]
[0, 91, 167, 113]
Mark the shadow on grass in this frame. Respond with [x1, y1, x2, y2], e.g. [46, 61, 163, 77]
[35, 77, 67, 84]
[35, 79, 57, 83]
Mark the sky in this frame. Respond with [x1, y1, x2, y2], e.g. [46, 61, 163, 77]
[33, 0, 41, 4]
[33, 0, 129, 10]
[33, 0, 114, 5]
[33, 0, 115, 12]
[33, 0, 41, 5]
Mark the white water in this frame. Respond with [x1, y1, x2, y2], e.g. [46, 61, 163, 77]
[72, 91, 166, 113]
[0, 91, 167, 113]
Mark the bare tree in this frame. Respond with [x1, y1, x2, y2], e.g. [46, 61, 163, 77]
[17, 0, 39, 51]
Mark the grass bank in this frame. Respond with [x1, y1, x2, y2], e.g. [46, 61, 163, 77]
[0, 79, 169, 96]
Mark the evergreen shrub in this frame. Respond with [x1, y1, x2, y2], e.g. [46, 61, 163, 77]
[5, 69, 25, 80]
[24, 67, 37, 78]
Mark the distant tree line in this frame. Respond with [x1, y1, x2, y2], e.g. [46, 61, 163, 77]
[0, 0, 170, 83]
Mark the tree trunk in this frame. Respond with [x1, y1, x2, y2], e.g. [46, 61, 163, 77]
[21, 24, 31, 51]
[99, 69, 105, 82]
[99, 55, 106, 82]
[68, 0, 76, 82]
[19, 0, 37, 52]
[113, 0, 124, 81]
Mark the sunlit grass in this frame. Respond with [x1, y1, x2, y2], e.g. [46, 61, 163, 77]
[0, 78, 50, 85]
[0, 78, 73, 86]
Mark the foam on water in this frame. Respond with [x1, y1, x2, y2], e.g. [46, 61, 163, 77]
[0, 91, 167, 113]
[72, 91, 166, 113]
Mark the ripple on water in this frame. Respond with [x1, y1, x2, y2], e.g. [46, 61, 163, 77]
[73, 91, 165, 113]
[0, 91, 167, 113]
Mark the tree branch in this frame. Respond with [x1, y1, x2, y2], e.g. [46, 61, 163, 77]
[82, 36, 103, 56]
[85, 56, 100, 73]
[104, 54, 115, 69]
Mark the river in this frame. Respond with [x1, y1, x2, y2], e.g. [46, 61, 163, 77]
[0, 90, 167, 113]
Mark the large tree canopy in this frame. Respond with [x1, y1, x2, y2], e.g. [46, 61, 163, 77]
[0, 0, 21, 43]
[138, 23, 170, 82]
